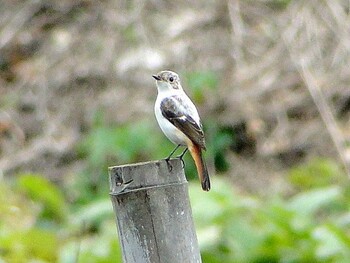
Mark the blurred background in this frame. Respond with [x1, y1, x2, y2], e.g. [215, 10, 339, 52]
[1, 0, 350, 262]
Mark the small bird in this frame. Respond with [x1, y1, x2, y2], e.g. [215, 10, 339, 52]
[153, 70, 210, 191]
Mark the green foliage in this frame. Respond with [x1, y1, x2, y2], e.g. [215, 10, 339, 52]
[75, 110, 174, 203]
[122, 25, 138, 44]
[78, 110, 172, 168]
[17, 174, 68, 221]
[267, 0, 292, 10]
[71, 199, 114, 229]
[0, 176, 60, 262]
[185, 71, 218, 103]
[58, 221, 122, 263]
[2, 107, 349, 263]
[76, 221, 122, 263]
[190, 174, 350, 263]
[1, 229, 58, 262]
[206, 123, 235, 173]
[0, 175, 122, 263]
[288, 186, 341, 218]
[288, 158, 345, 190]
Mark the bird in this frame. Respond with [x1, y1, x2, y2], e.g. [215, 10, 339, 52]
[153, 70, 210, 191]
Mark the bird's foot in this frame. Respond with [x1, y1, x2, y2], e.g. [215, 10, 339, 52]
[165, 157, 173, 172]
[176, 148, 188, 168]
[115, 179, 134, 194]
[176, 155, 185, 168]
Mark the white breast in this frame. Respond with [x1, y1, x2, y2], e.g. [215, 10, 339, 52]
[154, 98, 189, 146]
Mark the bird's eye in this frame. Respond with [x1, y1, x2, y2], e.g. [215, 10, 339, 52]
[169, 77, 174, 82]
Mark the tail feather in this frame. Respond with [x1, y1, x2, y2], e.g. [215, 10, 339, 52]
[189, 143, 211, 191]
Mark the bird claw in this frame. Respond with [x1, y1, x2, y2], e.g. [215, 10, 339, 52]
[165, 158, 173, 172]
[164, 146, 187, 171]
[176, 148, 188, 168]
[115, 179, 134, 194]
[176, 155, 185, 168]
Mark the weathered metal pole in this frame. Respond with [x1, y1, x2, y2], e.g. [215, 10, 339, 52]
[108, 159, 202, 263]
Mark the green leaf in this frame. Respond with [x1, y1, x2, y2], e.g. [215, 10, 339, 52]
[185, 71, 218, 102]
[289, 158, 344, 189]
[72, 199, 113, 227]
[313, 224, 350, 260]
[74, 221, 122, 263]
[288, 186, 341, 217]
[17, 174, 67, 221]
[0, 229, 58, 262]
[79, 117, 167, 169]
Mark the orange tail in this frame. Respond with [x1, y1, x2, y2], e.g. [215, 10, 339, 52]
[188, 143, 210, 191]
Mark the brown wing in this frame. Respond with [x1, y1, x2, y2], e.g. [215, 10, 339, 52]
[160, 96, 206, 150]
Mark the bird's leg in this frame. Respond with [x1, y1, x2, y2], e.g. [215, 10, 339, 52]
[165, 144, 181, 161]
[176, 148, 188, 168]
[165, 144, 181, 171]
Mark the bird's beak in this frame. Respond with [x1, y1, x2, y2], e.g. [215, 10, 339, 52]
[152, 75, 161, 81]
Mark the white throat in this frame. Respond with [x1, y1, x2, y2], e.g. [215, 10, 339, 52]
[156, 83, 180, 99]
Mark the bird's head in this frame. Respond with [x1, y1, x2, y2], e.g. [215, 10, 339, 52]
[152, 70, 182, 91]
